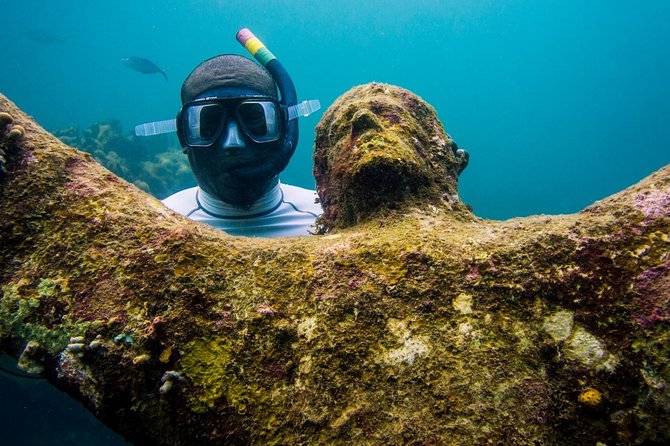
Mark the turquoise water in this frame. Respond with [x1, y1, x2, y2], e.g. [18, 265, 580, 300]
[1, 0, 669, 444]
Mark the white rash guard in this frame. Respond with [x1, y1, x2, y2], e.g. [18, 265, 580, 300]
[162, 181, 322, 238]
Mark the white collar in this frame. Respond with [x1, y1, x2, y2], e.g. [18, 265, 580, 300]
[196, 182, 284, 219]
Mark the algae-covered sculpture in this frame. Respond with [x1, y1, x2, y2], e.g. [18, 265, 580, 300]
[314, 83, 470, 230]
[1, 84, 669, 445]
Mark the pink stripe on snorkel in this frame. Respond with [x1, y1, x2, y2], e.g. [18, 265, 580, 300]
[236, 28, 254, 45]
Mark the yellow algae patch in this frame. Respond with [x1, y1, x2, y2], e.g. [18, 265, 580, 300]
[578, 388, 603, 407]
[386, 318, 408, 338]
[132, 353, 151, 365]
[384, 318, 430, 366]
[387, 338, 430, 365]
[154, 253, 170, 263]
[564, 327, 618, 372]
[452, 293, 473, 315]
[297, 316, 318, 341]
[542, 310, 618, 372]
[180, 338, 231, 412]
[159, 345, 172, 363]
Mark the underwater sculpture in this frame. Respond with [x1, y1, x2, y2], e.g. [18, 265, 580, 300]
[313, 83, 470, 231]
[0, 83, 669, 445]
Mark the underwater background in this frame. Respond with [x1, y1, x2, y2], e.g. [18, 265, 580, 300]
[1, 0, 669, 444]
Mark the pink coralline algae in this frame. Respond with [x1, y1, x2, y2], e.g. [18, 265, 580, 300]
[465, 266, 481, 281]
[256, 304, 276, 317]
[21, 154, 37, 166]
[634, 188, 670, 220]
[145, 316, 165, 338]
[632, 261, 670, 328]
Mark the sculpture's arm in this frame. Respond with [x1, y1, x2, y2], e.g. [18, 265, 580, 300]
[1, 92, 669, 446]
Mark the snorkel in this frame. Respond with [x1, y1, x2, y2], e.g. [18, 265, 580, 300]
[237, 28, 297, 156]
[233, 28, 309, 181]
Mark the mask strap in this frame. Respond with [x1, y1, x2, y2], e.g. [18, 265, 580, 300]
[287, 100, 321, 121]
[134, 119, 176, 137]
[134, 99, 320, 137]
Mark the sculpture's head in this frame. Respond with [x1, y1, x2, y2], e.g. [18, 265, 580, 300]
[314, 83, 470, 231]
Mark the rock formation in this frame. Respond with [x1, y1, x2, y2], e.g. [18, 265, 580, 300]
[1, 84, 669, 445]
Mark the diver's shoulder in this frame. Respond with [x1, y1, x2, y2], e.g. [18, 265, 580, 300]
[280, 183, 322, 215]
[162, 187, 199, 215]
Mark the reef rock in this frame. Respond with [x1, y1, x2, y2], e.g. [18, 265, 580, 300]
[1, 86, 669, 445]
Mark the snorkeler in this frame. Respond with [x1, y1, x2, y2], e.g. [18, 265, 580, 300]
[139, 29, 322, 237]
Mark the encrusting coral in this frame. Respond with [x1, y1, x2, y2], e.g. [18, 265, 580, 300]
[1, 85, 669, 445]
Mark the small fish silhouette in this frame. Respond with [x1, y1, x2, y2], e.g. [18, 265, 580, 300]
[121, 57, 168, 81]
[25, 29, 68, 45]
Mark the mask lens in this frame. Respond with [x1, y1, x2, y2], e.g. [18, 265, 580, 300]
[237, 101, 280, 142]
[185, 103, 226, 146]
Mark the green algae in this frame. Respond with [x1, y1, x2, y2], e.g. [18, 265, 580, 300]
[0, 277, 96, 353]
[180, 337, 232, 412]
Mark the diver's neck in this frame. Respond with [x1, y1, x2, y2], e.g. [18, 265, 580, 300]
[198, 177, 282, 217]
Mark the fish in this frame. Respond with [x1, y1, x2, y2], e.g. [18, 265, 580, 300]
[25, 29, 68, 45]
[121, 57, 168, 81]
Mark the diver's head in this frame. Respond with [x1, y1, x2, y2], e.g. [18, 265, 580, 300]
[177, 54, 290, 206]
[314, 82, 470, 230]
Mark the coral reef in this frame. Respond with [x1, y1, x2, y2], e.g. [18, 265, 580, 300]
[52, 120, 192, 198]
[1, 86, 670, 446]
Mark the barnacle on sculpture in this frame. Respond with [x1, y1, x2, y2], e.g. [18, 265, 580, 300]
[17, 340, 46, 374]
[0, 111, 26, 177]
[0, 111, 13, 127]
[7, 125, 24, 140]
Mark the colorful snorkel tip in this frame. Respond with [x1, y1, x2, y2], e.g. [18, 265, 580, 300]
[236, 28, 276, 66]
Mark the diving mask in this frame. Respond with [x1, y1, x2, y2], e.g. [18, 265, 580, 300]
[134, 99, 320, 139]
[181, 97, 281, 146]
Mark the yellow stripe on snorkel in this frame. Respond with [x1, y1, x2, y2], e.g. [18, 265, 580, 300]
[244, 37, 264, 56]
[236, 28, 276, 66]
